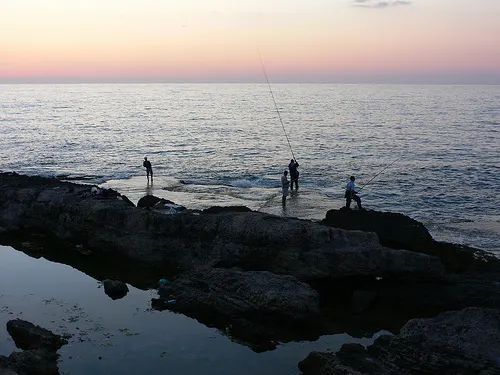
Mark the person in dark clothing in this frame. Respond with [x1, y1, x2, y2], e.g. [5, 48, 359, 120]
[345, 175, 362, 209]
[143, 157, 153, 182]
[288, 159, 299, 190]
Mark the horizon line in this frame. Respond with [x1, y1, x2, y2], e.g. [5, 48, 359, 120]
[2, 78, 500, 85]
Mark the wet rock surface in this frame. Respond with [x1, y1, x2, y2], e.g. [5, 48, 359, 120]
[0, 320, 68, 375]
[0, 172, 443, 282]
[157, 267, 320, 322]
[153, 267, 321, 351]
[323, 208, 434, 253]
[6, 320, 68, 351]
[322, 208, 500, 273]
[137, 195, 176, 208]
[298, 307, 500, 375]
[102, 279, 129, 300]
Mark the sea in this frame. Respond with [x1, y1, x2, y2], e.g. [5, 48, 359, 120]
[1, 83, 499, 251]
[0, 83, 499, 374]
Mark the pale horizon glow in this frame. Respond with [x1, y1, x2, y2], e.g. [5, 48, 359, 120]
[1, 0, 500, 84]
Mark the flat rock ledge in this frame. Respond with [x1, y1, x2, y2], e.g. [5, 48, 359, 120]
[298, 307, 500, 375]
[0, 320, 68, 375]
[157, 267, 320, 322]
[322, 208, 499, 273]
[153, 267, 321, 351]
[0, 172, 444, 282]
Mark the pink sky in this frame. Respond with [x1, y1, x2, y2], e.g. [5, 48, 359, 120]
[1, 0, 499, 83]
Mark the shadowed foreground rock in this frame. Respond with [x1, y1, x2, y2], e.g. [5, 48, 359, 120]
[298, 307, 500, 375]
[322, 208, 499, 273]
[153, 267, 321, 351]
[157, 267, 320, 322]
[0, 320, 68, 375]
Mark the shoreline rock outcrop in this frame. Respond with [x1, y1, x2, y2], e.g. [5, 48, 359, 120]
[0, 320, 68, 375]
[1, 172, 499, 362]
[152, 267, 322, 351]
[298, 307, 500, 375]
[322, 208, 499, 273]
[0, 172, 443, 282]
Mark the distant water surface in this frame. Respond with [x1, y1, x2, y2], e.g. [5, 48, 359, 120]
[0, 83, 499, 251]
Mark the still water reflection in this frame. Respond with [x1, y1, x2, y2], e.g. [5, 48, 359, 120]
[0, 245, 378, 375]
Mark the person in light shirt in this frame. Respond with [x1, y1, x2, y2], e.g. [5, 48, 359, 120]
[345, 175, 362, 210]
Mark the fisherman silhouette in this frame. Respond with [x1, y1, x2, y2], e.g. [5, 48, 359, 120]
[143, 157, 153, 182]
[288, 159, 299, 190]
[345, 175, 362, 210]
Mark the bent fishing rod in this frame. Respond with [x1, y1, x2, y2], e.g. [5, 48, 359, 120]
[358, 156, 402, 191]
[258, 52, 296, 161]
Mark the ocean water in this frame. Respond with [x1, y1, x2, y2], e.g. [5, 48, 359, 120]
[0, 83, 499, 251]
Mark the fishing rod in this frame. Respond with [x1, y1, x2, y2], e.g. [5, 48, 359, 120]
[358, 156, 402, 191]
[258, 52, 296, 161]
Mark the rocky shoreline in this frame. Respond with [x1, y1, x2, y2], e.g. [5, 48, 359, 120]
[1, 172, 499, 374]
[0, 319, 68, 375]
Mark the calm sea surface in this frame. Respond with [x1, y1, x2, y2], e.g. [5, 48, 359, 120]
[0, 83, 499, 374]
[1, 83, 498, 250]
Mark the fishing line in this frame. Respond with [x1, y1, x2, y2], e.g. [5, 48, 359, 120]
[358, 156, 402, 191]
[258, 51, 296, 161]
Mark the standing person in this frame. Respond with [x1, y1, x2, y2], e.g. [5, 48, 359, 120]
[281, 170, 290, 207]
[345, 175, 362, 210]
[288, 159, 300, 190]
[143, 157, 153, 182]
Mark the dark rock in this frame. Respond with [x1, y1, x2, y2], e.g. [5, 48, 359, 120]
[0, 368, 18, 375]
[102, 279, 129, 300]
[1, 320, 67, 375]
[202, 206, 253, 214]
[137, 195, 175, 208]
[350, 290, 377, 314]
[400, 307, 500, 361]
[6, 320, 68, 351]
[158, 267, 320, 324]
[323, 209, 434, 253]
[361, 273, 500, 315]
[91, 186, 120, 198]
[154, 267, 322, 351]
[119, 194, 135, 207]
[137, 195, 186, 213]
[0, 173, 444, 282]
[322, 208, 500, 273]
[3, 349, 60, 375]
[298, 307, 500, 375]
[431, 241, 500, 273]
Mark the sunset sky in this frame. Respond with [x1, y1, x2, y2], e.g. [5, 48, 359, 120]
[1, 0, 499, 83]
